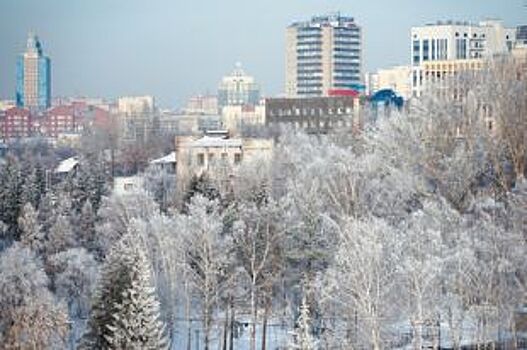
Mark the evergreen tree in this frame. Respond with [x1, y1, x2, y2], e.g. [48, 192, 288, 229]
[0, 156, 23, 238]
[105, 244, 168, 350]
[77, 200, 98, 252]
[46, 214, 75, 255]
[20, 167, 43, 210]
[18, 202, 44, 253]
[183, 173, 220, 210]
[79, 235, 136, 349]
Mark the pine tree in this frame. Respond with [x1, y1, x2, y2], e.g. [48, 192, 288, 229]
[46, 214, 75, 255]
[0, 156, 23, 238]
[77, 200, 97, 252]
[18, 202, 44, 253]
[79, 235, 137, 349]
[290, 296, 316, 350]
[105, 244, 168, 350]
[20, 168, 42, 210]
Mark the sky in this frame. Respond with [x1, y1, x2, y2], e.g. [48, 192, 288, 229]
[0, 0, 525, 108]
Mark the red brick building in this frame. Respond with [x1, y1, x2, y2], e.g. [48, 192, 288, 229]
[2, 107, 32, 140]
[41, 105, 79, 138]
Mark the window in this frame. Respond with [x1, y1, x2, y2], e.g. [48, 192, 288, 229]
[234, 153, 242, 164]
[197, 153, 204, 166]
[412, 40, 420, 65]
[423, 40, 429, 61]
[221, 153, 228, 161]
[208, 153, 214, 163]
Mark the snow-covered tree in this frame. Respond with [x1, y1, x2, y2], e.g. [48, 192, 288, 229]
[177, 195, 233, 350]
[76, 200, 98, 252]
[322, 216, 400, 350]
[18, 202, 44, 253]
[289, 296, 316, 350]
[232, 197, 286, 350]
[0, 156, 23, 238]
[105, 242, 168, 350]
[0, 243, 68, 348]
[96, 190, 158, 256]
[48, 247, 99, 348]
[79, 234, 136, 349]
[46, 213, 76, 255]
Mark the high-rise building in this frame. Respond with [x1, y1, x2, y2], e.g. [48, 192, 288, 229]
[285, 13, 362, 97]
[411, 20, 516, 96]
[517, 25, 527, 46]
[218, 63, 260, 108]
[16, 32, 51, 110]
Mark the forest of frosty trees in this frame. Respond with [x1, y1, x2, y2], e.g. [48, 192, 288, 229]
[0, 59, 526, 349]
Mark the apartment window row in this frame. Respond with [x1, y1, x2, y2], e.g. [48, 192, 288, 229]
[334, 62, 360, 69]
[334, 27, 360, 34]
[297, 62, 322, 68]
[297, 39, 322, 44]
[333, 47, 360, 53]
[297, 75, 322, 81]
[334, 33, 360, 39]
[333, 74, 360, 80]
[333, 40, 360, 46]
[297, 82, 323, 88]
[297, 68, 323, 74]
[297, 34, 322, 40]
[298, 55, 322, 60]
[269, 107, 354, 118]
[333, 54, 360, 60]
[297, 27, 322, 32]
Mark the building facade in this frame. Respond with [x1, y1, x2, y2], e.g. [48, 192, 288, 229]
[411, 20, 516, 96]
[285, 13, 362, 97]
[184, 94, 219, 115]
[116, 95, 157, 143]
[42, 105, 81, 138]
[175, 132, 273, 193]
[368, 66, 412, 100]
[265, 96, 361, 133]
[218, 63, 260, 108]
[517, 25, 527, 46]
[2, 107, 33, 140]
[16, 33, 51, 110]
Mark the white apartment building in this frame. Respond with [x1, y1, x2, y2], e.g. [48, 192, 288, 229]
[217, 63, 260, 108]
[117, 95, 155, 115]
[411, 20, 517, 96]
[286, 13, 362, 97]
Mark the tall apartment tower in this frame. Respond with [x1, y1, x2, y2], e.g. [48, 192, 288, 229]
[285, 13, 362, 97]
[16, 32, 51, 110]
[218, 63, 260, 108]
[411, 20, 516, 96]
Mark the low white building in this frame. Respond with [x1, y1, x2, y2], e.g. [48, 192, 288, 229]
[175, 131, 273, 192]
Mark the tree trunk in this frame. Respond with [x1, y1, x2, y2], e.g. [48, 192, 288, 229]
[229, 299, 235, 350]
[222, 301, 229, 350]
[250, 281, 257, 350]
[261, 302, 270, 350]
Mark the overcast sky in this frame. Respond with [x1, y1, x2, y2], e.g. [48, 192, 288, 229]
[0, 0, 525, 107]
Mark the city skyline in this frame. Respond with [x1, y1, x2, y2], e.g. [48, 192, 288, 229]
[0, 0, 525, 107]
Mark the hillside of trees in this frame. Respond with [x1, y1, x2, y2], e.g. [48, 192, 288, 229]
[0, 59, 526, 349]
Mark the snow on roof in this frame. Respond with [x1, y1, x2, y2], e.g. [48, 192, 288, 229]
[150, 151, 176, 164]
[55, 156, 79, 173]
[189, 136, 242, 148]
